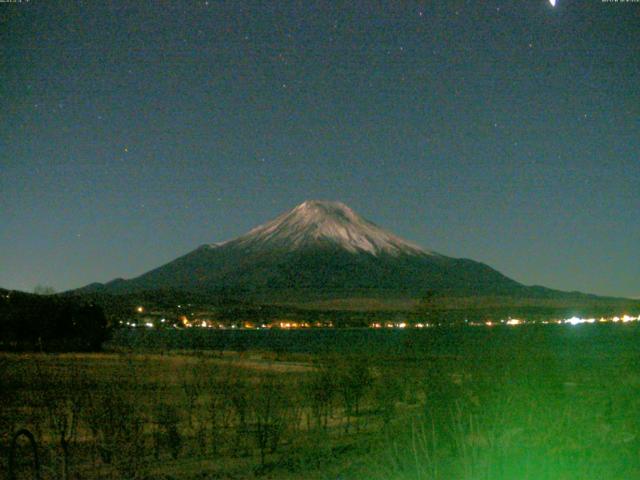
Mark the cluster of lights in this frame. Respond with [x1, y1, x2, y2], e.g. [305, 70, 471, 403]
[502, 314, 639, 326]
[370, 315, 638, 328]
[564, 316, 596, 326]
[370, 322, 431, 329]
[469, 314, 640, 327]
[547, 314, 639, 326]
[154, 319, 334, 329]
[180, 318, 227, 329]
[274, 321, 332, 329]
[613, 315, 638, 323]
[125, 305, 639, 330]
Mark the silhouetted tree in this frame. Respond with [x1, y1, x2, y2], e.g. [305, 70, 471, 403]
[36, 364, 88, 480]
[0, 291, 107, 351]
[337, 361, 372, 433]
[306, 363, 335, 431]
[250, 375, 291, 467]
[152, 403, 181, 460]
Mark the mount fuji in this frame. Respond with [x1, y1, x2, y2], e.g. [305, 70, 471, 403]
[79, 200, 534, 301]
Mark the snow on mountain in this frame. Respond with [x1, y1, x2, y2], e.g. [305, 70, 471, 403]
[72, 199, 535, 299]
[214, 200, 433, 256]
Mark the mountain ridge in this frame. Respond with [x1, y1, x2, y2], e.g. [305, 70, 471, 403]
[73, 200, 624, 305]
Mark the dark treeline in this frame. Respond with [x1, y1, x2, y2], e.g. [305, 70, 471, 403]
[10, 286, 631, 353]
[0, 289, 107, 351]
[72, 288, 639, 329]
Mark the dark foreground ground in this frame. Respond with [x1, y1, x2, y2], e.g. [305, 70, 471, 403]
[2, 324, 640, 479]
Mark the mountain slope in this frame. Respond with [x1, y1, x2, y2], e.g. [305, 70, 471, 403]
[78, 200, 532, 300]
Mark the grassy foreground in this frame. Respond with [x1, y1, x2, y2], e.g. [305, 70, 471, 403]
[2, 326, 640, 479]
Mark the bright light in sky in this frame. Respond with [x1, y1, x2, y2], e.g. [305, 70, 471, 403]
[550, 0, 557, 6]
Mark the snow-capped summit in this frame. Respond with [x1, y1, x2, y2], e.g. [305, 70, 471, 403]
[223, 200, 430, 256]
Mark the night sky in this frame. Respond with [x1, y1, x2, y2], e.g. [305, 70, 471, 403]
[1, 1, 638, 297]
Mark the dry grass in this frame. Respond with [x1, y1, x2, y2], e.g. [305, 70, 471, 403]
[2, 333, 640, 479]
